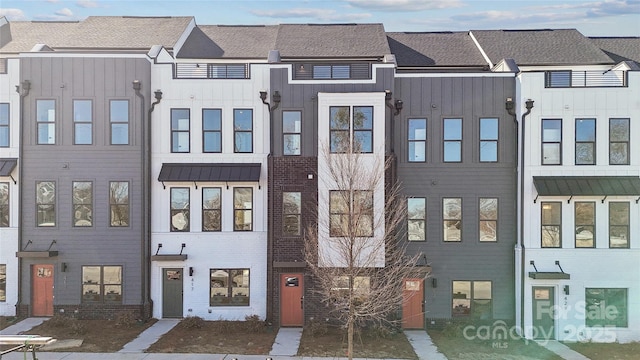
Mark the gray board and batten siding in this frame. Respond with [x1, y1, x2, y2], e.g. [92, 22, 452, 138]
[19, 56, 150, 309]
[395, 75, 517, 321]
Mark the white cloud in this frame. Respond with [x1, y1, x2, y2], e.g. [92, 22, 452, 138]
[77, 0, 99, 8]
[344, 0, 463, 11]
[55, 8, 74, 17]
[46, 0, 60, 3]
[0, 8, 27, 21]
[251, 8, 372, 22]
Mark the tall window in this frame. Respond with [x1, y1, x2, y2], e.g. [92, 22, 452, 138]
[36, 100, 55, 144]
[575, 202, 595, 248]
[575, 118, 595, 165]
[609, 118, 629, 165]
[109, 181, 129, 227]
[0, 103, 8, 147]
[0, 264, 5, 301]
[283, 111, 301, 155]
[82, 266, 122, 303]
[479, 118, 498, 162]
[585, 288, 627, 327]
[443, 118, 462, 162]
[479, 198, 497, 242]
[210, 269, 250, 306]
[234, 109, 253, 153]
[330, 106, 373, 154]
[283, 192, 301, 235]
[329, 190, 373, 237]
[407, 197, 426, 241]
[171, 109, 190, 153]
[36, 181, 55, 227]
[541, 202, 561, 247]
[110, 100, 129, 145]
[202, 187, 221, 231]
[609, 202, 629, 248]
[73, 100, 92, 145]
[452, 281, 492, 319]
[0, 183, 8, 227]
[170, 188, 190, 232]
[203, 109, 222, 153]
[408, 118, 426, 162]
[72, 181, 92, 227]
[234, 187, 252, 231]
[443, 198, 462, 241]
[542, 119, 562, 165]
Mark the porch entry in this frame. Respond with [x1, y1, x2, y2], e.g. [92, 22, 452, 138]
[402, 278, 424, 329]
[162, 268, 183, 318]
[31, 264, 54, 316]
[280, 273, 304, 326]
[532, 286, 555, 339]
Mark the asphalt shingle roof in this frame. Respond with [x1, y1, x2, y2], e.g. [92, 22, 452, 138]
[589, 37, 640, 65]
[387, 32, 487, 67]
[178, 25, 279, 59]
[471, 29, 614, 66]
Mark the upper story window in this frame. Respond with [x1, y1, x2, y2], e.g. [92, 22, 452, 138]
[0, 264, 5, 302]
[541, 202, 561, 248]
[0, 182, 8, 227]
[609, 202, 629, 248]
[36, 100, 55, 144]
[330, 106, 373, 154]
[479, 118, 498, 162]
[443, 118, 462, 162]
[283, 192, 301, 236]
[0, 103, 8, 147]
[73, 100, 92, 145]
[109, 181, 129, 227]
[72, 181, 92, 227]
[479, 198, 497, 242]
[283, 111, 301, 155]
[203, 109, 222, 153]
[407, 197, 426, 241]
[575, 202, 595, 248]
[234, 109, 253, 153]
[443, 197, 462, 241]
[294, 63, 371, 80]
[170, 188, 190, 232]
[110, 100, 129, 145]
[609, 118, 629, 165]
[171, 109, 190, 153]
[542, 119, 562, 165]
[234, 187, 253, 231]
[408, 118, 426, 162]
[202, 187, 221, 232]
[545, 70, 626, 88]
[575, 118, 595, 165]
[329, 190, 373, 237]
[174, 63, 249, 79]
[36, 181, 55, 227]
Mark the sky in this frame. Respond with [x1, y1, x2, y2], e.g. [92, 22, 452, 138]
[1, 0, 639, 36]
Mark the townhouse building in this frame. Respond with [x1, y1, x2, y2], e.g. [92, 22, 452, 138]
[473, 29, 640, 343]
[387, 31, 518, 328]
[148, 25, 275, 320]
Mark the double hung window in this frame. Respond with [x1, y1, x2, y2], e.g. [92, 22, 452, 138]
[283, 111, 301, 155]
[109, 181, 129, 227]
[575, 118, 595, 165]
[170, 188, 190, 232]
[0, 183, 8, 227]
[609, 202, 629, 248]
[36, 100, 55, 144]
[609, 118, 629, 165]
[330, 106, 373, 153]
[542, 119, 562, 165]
[283, 192, 301, 235]
[443, 118, 462, 162]
[0, 103, 8, 147]
[479, 198, 497, 242]
[203, 109, 222, 153]
[110, 100, 129, 145]
[329, 190, 373, 237]
[73, 100, 92, 145]
[234, 109, 253, 153]
[443, 198, 462, 241]
[575, 202, 595, 248]
[234, 188, 253, 231]
[408, 118, 426, 162]
[407, 197, 426, 241]
[202, 187, 221, 231]
[0, 264, 5, 301]
[479, 118, 498, 162]
[36, 181, 55, 227]
[541, 202, 561, 247]
[171, 109, 190, 153]
[72, 181, 92, 227]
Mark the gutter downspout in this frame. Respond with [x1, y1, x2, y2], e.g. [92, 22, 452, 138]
[15, 79, 30, 315]
[260, 91, 279, 323]
[518, 98, 534, 333]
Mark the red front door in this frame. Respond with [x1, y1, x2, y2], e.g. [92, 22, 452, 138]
[32, 264, 54, 316]
[280, 273, 303, 326]
[402, 278, 424, 329]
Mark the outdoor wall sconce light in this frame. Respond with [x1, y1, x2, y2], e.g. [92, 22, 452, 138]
[259, 90, 281, 111]
[394, 99, 403, 115]
[432, 278, 438, 288]
[154, 90, 163, 101]
[189, 267, 194, 276]
[60, 262, 68, 272]
[564, 285, 570, 295]
[505, 97, 515, 112]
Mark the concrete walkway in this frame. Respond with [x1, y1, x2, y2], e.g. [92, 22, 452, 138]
[119, 319, 180, 353]
[0, 317, 47, 335]
[269, 327, 303, 356]
[405, 330, 447, 360]
[537, 340, 591, 360]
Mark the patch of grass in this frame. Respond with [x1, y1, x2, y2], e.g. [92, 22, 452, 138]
[565, 341, 640, 360]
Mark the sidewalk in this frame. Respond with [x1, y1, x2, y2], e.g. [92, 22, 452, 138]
[537, 340, 591, 360]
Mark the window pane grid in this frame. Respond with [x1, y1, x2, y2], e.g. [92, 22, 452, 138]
[443, 198, 461, 241]
[0, 183, 9, 227]
[171, 109, 190, 153]
[210, 269, 250, 306]
[73, 100, 92, 145]
[609, 118, 629, 165]
[234, 109, 253, 153]
[575, 118, 596, 165]
[36, 100, 55, 144]
[36, 181, 55, 227]
[453, 280, 492, 319]
[82, 266, 122, 303]
[480, 118, 498, 162]
[283, 111, 301, 155]
[202, 187, 221, 231]
[234, 188, 253, 231]
[585, 288, 627, 327]
[407, 197, 425, 241]
[110, 100, 129, 145]
[542, 119, 562, 165]
[575, 202, 595, 248]
[479, 198, 497, 242]
[0, 103, 9, 147]
[609, 202, 629, 248]
[109, 181, 129, 227]
[541, 202, 561, 247]
[170, 188, 190, 232]
[408, 119, 426, 162]
[283, 192, 301, 235]
[72, 181, 93, 227]
[443, 118, 462, 162]
[203, 109, 222, 153]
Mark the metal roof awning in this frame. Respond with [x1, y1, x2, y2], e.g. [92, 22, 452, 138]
[529, 272, 570, 280]
[158, 163, 261, 188]
[533, 176, 640, 201]
[0, 158, 17, 184]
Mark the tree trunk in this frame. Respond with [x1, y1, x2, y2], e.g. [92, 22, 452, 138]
[347, 319, 354, 360]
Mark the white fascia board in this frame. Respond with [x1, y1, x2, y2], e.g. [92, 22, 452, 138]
[19, 52, 149, 59]
[395, 72, 514, 78]
[171, 17, 197, 56]
[517, 64, 614, 72]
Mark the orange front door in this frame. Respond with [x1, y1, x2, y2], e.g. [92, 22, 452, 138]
[280, 273, 303, 326]
[402, 278, 424, 329]
[32, 264, 54, 316]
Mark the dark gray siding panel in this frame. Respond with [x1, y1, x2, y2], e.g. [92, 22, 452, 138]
[395, 76, 517, 321]
[20, 57, 150, 307]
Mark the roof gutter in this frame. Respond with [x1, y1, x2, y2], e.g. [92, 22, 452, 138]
[15, 79, 30, 313]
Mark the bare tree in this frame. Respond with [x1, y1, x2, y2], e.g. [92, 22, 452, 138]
[304, 147, 427, 359]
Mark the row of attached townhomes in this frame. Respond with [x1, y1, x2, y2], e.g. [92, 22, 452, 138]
[0, 16, 638, 343]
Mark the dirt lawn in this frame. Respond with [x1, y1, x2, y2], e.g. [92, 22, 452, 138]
[0, 316, 21, 331]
